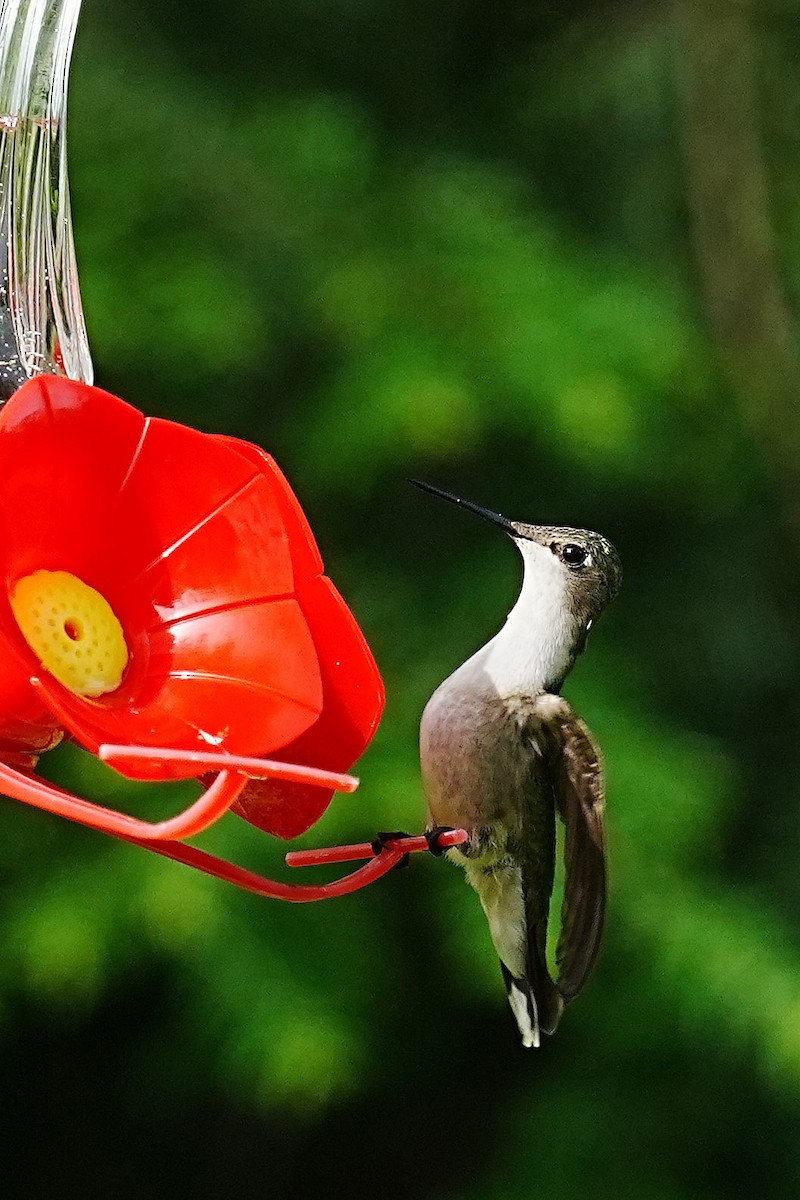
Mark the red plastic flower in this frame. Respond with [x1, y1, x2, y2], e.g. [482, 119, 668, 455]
[0, 375, 384, 838]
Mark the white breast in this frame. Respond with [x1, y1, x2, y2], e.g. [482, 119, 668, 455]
[481, 541, 574, 696]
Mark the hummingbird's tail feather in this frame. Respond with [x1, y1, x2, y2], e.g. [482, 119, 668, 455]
[500, 927, 564, 1048]
[470, 858, 563, 1045]
[500, 961, 540, 1048]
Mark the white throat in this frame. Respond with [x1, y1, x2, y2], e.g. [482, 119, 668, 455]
[480, 541, 576, 696]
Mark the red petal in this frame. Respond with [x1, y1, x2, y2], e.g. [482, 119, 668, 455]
[233, 575, 384, 838]
[213, 436, 324, 581]
[102, 423, 296, 616]
[0, 377, 147, 583]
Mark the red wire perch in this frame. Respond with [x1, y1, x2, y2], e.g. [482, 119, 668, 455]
[117, 834, 409, 903]
[285, 829, 468, 867]
[98, 745, 359, 793]
[113, 828, 469, 903]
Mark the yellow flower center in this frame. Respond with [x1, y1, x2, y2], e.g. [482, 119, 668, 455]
[10, 570, 129, 698]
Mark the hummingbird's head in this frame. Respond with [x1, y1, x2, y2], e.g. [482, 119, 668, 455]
[511, 522, 622, 630]
[411, 481, 621, 657]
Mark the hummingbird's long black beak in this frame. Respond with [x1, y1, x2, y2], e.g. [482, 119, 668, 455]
[410, 480, 519, 537]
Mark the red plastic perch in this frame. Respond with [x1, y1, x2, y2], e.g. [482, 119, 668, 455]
[114, 828, 470, 903]
[285, 828, 468, 867]
[98, 744, 359, 792]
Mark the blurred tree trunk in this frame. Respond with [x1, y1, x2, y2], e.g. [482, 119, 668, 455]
[674, 0, 800, 526]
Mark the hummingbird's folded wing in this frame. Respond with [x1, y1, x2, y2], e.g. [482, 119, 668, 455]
[532, 696, 608, 1004]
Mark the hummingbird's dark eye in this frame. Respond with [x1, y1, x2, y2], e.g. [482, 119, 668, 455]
[561, 543, 588, 568]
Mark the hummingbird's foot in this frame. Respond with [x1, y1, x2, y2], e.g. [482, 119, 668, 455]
[425, 826, 458, 856]
[370, 830, 412, 869]
[443, 826, 494, 859]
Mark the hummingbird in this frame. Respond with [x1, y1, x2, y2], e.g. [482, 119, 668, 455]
[415, 481, 621, 1047]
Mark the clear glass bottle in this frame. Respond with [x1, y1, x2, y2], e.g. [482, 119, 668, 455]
[0, 0, 91, 403]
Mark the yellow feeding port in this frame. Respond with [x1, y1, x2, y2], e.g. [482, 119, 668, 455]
[10, 570, 129, 698]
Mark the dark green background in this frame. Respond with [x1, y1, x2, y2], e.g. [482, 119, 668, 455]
[3, 0, 800, 1196]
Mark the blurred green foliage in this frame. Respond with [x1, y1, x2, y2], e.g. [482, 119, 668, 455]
[3, 0, 800, 1196]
